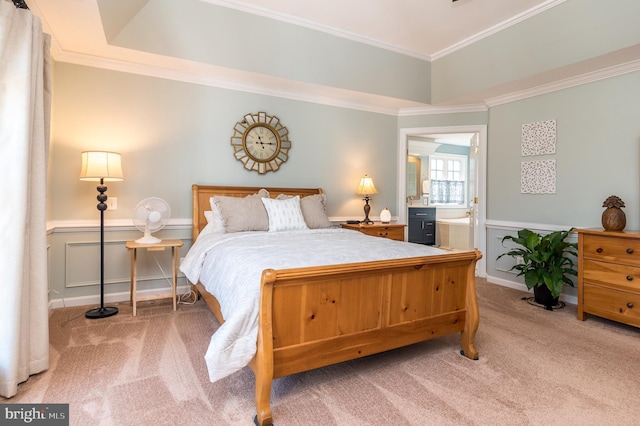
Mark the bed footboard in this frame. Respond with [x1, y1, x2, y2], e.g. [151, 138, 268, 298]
[253, 249, 481, 426]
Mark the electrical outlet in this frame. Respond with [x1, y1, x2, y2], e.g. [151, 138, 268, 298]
[106, 197, 117, 210]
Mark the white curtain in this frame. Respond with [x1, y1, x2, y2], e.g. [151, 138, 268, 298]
[0, 0, 51, 397]
[430, 180, 465, 205]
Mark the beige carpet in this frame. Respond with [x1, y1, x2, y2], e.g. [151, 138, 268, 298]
[3, 279, 640, 425]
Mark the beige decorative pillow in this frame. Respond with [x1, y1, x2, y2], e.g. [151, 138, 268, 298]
[212, 189, 270, 232]
[276, 193, 332, 229]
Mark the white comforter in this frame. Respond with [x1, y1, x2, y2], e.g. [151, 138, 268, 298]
[180, 228, 446, 383]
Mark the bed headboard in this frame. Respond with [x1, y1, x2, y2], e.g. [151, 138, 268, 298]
[191, 185, 324, 241]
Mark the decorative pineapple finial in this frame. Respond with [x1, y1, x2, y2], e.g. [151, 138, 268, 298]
[601, 195, 626, 231]
[602, 195, 625, 209]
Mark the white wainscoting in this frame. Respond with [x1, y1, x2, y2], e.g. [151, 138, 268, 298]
[47, 219, 192, 309]
[485, 220, 579, 306]
[65, 240, 131, 288]
[48, 218, 581, 308]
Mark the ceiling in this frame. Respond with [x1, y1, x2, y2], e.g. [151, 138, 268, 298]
[26, 0, 568, 112]
[196, 0, 554, 59]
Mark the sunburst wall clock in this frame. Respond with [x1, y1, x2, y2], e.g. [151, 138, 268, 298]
[230, 112, 291, 174]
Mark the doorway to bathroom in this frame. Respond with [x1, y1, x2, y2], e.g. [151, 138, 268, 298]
[397, 125, 487, 277]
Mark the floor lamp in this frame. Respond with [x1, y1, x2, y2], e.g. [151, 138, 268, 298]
[355, 174, 378, 224]
[79, 151, 124, 319]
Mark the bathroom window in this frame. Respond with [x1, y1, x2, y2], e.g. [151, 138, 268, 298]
[429, 154, 466, 206]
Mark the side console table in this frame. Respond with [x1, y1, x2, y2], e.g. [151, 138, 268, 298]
[125, 239, 183, 316]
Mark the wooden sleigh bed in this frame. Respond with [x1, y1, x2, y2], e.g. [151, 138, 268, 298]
[190, 184, 482, 426]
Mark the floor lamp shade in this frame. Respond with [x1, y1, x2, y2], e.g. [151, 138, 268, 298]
[355, 174, 378, 224]
[79, 151, 124, 181]
[80, 151, 124, 319]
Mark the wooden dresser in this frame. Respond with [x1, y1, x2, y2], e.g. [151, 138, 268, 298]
[340, 222, 406, 241]
[576, 228, 640, 328]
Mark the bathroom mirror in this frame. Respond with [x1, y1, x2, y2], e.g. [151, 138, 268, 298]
[407, 156, 420, 199]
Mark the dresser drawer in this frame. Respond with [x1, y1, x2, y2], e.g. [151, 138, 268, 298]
[582, 259, 640, 292]
[408, 207, 435, 220]
[341, 223, 406, 242]
[582, 234, 640, 266]
[583, 283, 640, 327]
[360, 226, 404, 241]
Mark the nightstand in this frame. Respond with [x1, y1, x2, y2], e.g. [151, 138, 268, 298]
[125, 239, 184, 316]
[341, 222, 406, 241]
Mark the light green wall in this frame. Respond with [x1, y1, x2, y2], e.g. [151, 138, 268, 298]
[50, 63, 399, 223]
[398, 111, 488, 129]
[432, 0, 640, 103]
[47, 63, 403, 303]
[99, 0, 431, 103]
[45, 1, 640, 304]
[486, 70, 640, 299]
[487, 70, 640, 229]
[48, 67, 640, 304]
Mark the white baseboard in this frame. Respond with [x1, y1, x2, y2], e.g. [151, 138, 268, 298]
[486, 275, 578, 306]
[48, 285, 195, 310]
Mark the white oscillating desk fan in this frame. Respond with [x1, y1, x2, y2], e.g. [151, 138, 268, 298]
[133, 197, 171, 244]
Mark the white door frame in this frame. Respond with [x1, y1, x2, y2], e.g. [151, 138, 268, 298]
[397, 125, 487, 277]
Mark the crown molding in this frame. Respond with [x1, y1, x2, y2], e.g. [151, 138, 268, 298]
[198, 0, 432, 61]
[52, 48, 405, 116]
[432, 0, 566, 60]
[46, 0, 635, 117]
[485, 58, 640, 107]
[200, 0, 567, 63]
[57, 43, 640, 117]
[52, 43, 640, 118]
[398, 103, 488, 117]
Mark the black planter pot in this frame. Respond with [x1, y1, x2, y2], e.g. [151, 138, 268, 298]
[534, 285, 559, 310]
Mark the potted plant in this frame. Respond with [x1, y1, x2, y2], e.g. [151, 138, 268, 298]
[497, 228, 577, 310]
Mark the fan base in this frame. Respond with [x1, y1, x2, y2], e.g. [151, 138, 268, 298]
[135, 235, 162, 244]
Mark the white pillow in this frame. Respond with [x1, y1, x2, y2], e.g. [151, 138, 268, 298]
[202, 203, 225, 234]
[276, 193, 332, 229]
[199, 220, 218, 237]
[261, 196, 309, 232]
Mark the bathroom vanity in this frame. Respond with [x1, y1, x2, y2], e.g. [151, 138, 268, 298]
[408, 207, 436, 245]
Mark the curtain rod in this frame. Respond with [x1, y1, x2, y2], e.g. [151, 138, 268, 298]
[13, 0, 29, 9]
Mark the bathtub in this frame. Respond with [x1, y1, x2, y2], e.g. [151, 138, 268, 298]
[436, 217, 471, 250]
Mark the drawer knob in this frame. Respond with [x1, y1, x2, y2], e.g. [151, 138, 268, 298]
[627, 275, 634, 281]
[627, 248, 634, 254]
[596, 248, 603, 253]
[627, 303, 634, 308]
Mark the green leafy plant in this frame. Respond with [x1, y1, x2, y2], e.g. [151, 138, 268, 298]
[497, 228, 577, 298]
